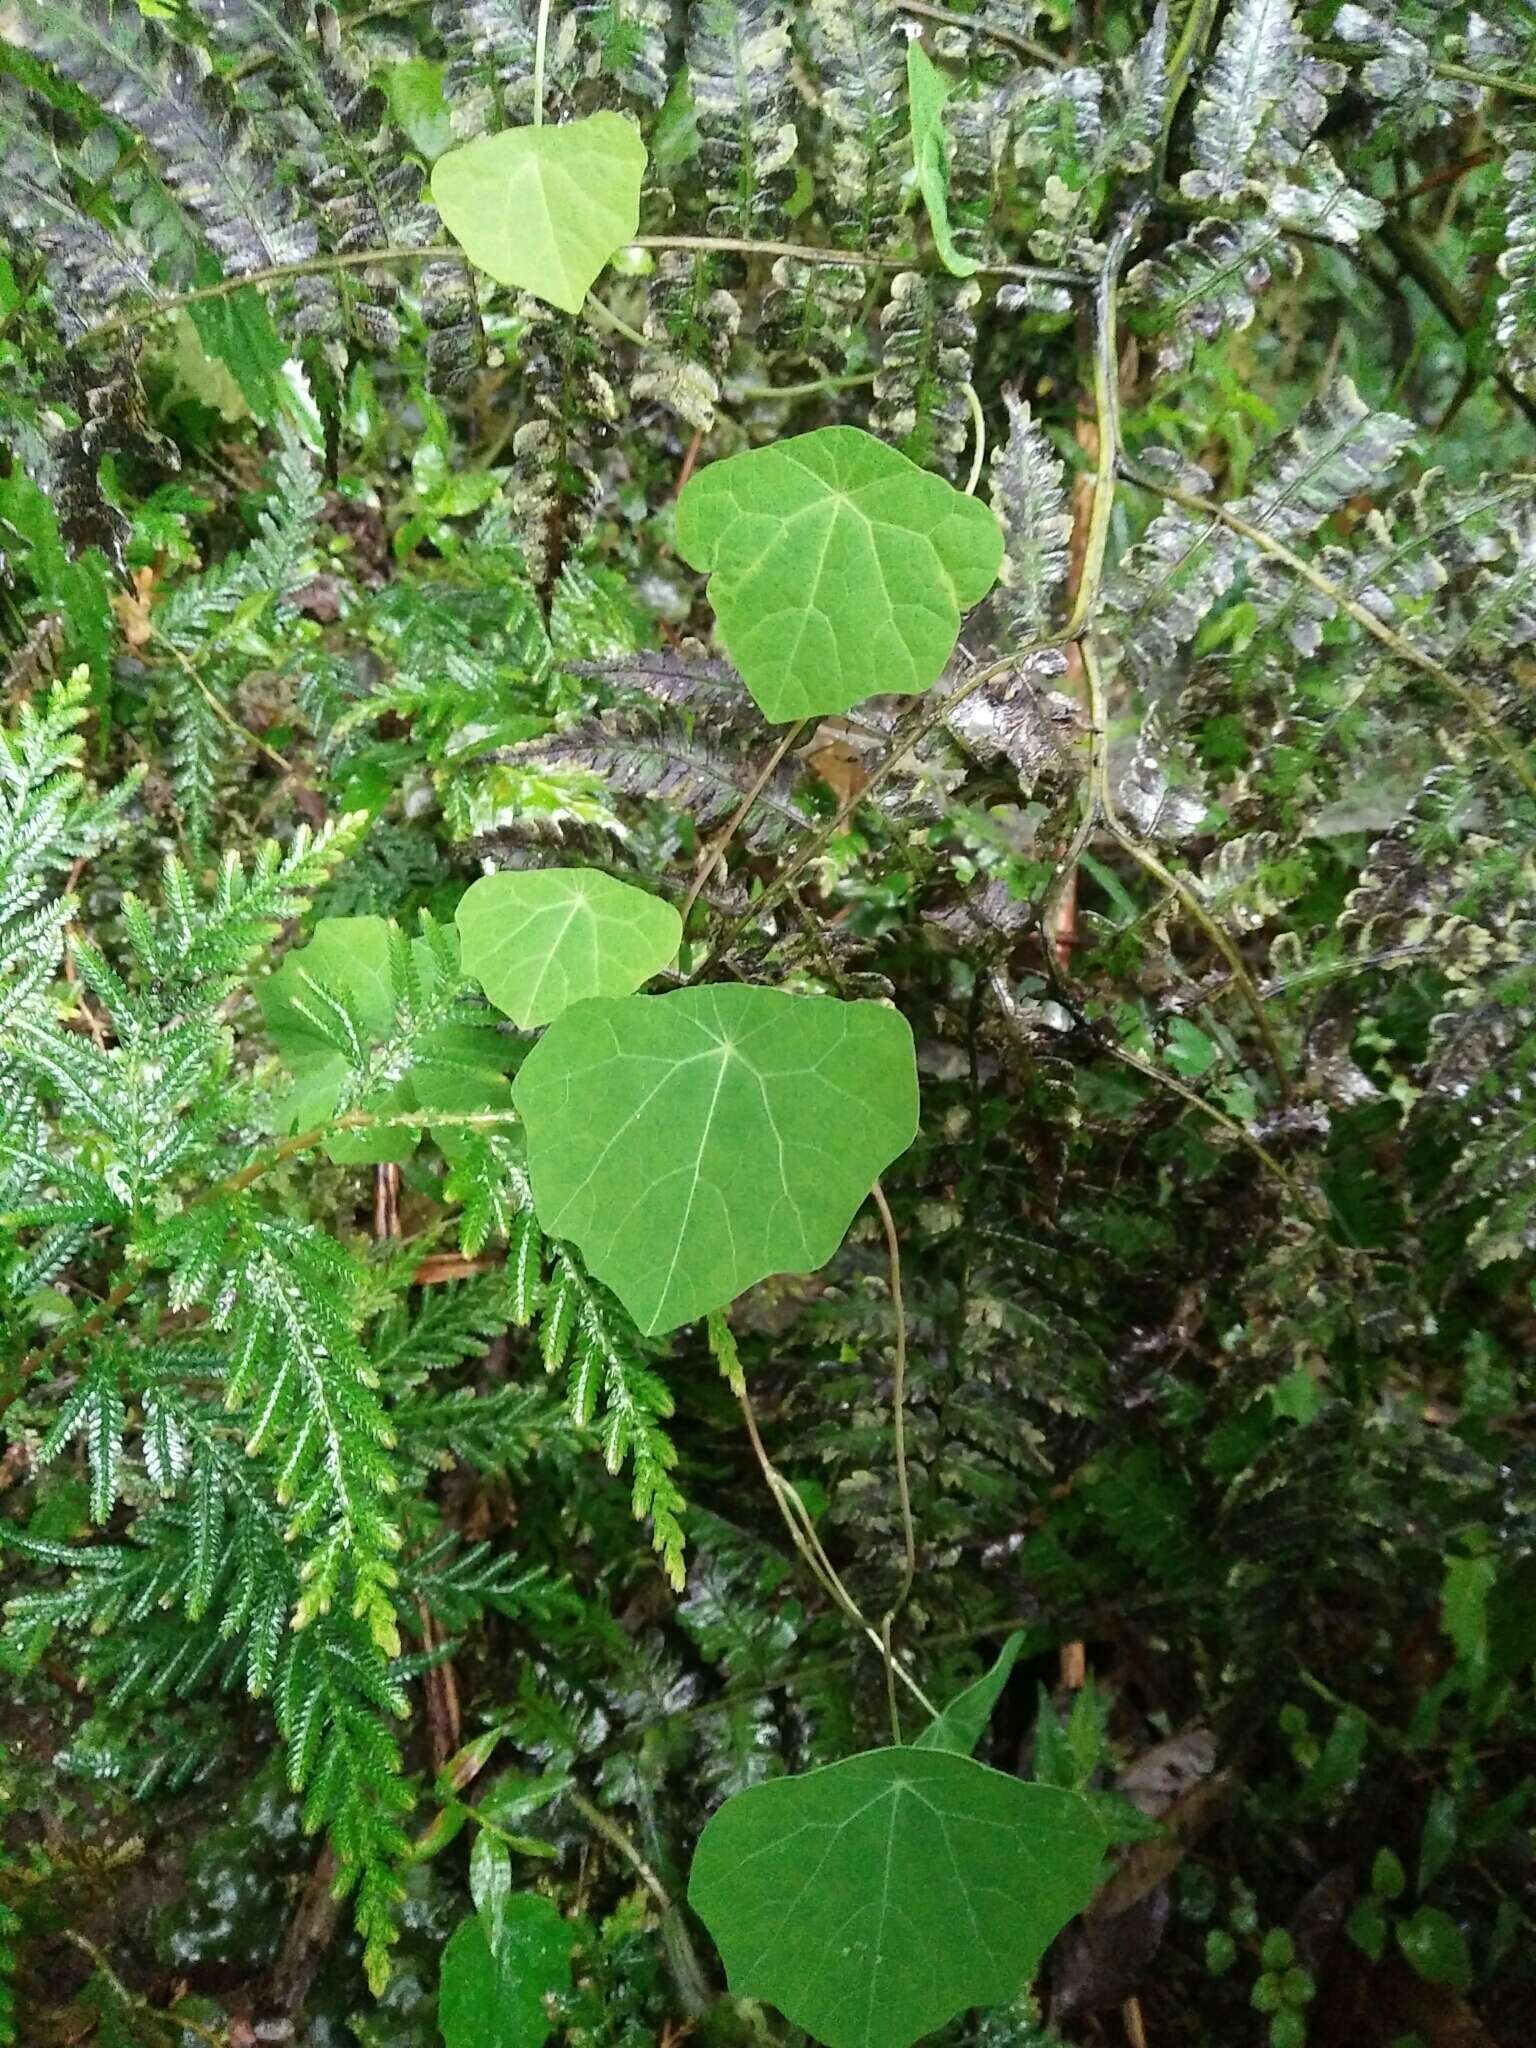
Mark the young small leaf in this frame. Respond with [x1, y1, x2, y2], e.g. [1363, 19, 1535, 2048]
[914, 1629, 1026, 1755]
[456, 868, 681, 1029]
[674, 425, 1003, 721]
[438, 1895, 574, 2048]
[430, 114, 647, 315]
[689, 1746, 1112, 2048]
[513, 984, 920, 1333]
[907, 42, 977, 279]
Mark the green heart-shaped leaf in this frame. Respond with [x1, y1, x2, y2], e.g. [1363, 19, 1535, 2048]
[512, 984, 919, 1334]
[430, 113, 647, 314]
[907, 43, 978, 279]
[438, 1894, 574, 2048]
[674, 425, 1003, 722]
[456, 868, 681, 1030]
[689, 1746, 1113, 2048]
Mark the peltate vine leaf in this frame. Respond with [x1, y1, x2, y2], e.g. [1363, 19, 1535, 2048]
[688, 1746, 1113, 2048]
[914, 1629, 1027, 1755]
[674, 426, 1004, 721]
[906, 42, 978, 280]
[512, 985, 919, 1333]
[438, 1894, 574, 2048]
[259, 917, 509, 1165]
[430, 113, 647, 314]
[456, 868, 681, 1029]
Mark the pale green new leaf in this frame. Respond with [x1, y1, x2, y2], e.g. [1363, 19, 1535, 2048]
[513, 985, 920, 1333]
[259, 918, 509, 1165]
[438, 1895, 574, 2048]
[689, 1746, 1112, 2048]
[915, 1629, 1026, 1755]
[456, 869, 681, 1030]
[430, 113, 647, 314]
[907, 42, 977, 279]
[674, 427, 1003, 722]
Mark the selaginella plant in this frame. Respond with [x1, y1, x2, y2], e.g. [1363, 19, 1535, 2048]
[2, 0, 1535, 2042]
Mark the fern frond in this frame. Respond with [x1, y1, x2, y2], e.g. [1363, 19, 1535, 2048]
[872, 270, 980, 475]
[437, 0, 583, 132]
[1496, 139, 1536, 401]
[1126, 216, 1298, 376]
[4, 0, 335, 330]
[124, 814, 367, 1004]
[0, 670, 140, 1032]
[1181, 0, 1338, 204]
[1107, 378, 1413, 687]
[0, 108, 162, 338]
[203, 0, 439, 352]
[561, 1258, 686, 1586]
[688, 0, 798, 237]
[276, 1616, 412, 1996]
[217, 1215, 402, 1652]
[37, 1345, 125, 1524]
[988, 393, 1070, 640]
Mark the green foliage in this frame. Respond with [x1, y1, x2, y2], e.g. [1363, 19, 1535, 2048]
[430, 113, 648, 314]
[907, 44, 977, 281]
[690, 1748, 1113, 2048]
[439, 1893, 575, 2048]
[2, 2, 1536, 2043]
[674, 426, 1004, 719]
[456, 868, 681, 1028]
[915, 1630, 1027, 1756]
[258, 913, 511, 1165]
[514, 983, 919, 1332]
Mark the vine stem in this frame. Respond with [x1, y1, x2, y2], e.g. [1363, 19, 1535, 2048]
[871, 1178, 915, 1747]
[71, 241, 1093, 348]
[733, 369, 879, 402]
[679, 718, 809, 933]
[990, 967, 1321, 1218]
[732, 1373, 938, 1722]
[1121, 465, 1536, 801]
[531, 0, 550, 127]
[1431, 58, 1536, 104]
[1079, 639, 1295, 1103]
[1160, 0, 1221, 155]
[961, 382, 986, 496]
[1064, 203, 1144, 642]
[893, 0, 1063, 68]
[565, 1790, 672, 1911]
[148, 627, 293, 778]
[714, 647, 1053, 951]
[63, 1931, 226, 2046]
[582, 293, 651, 349]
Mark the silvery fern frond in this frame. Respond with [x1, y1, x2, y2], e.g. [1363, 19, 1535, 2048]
[1181, 0, 1338, 203]
[1, 0, 335, 329]
[1126, 215, 1300, 376]
[988, 393, 1071, 641]
[1107, 380, 1412, 686]
[688, 0, 799, 236]
[1496, 142, 1536, 400]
